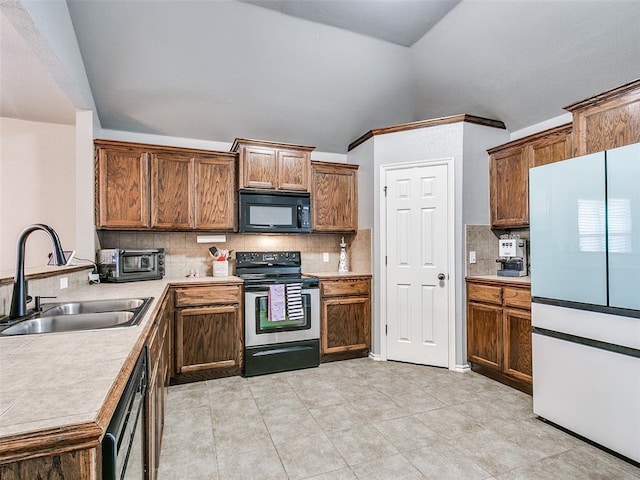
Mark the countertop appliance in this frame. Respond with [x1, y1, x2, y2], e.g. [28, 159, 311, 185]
[236, 251, 319, 376]
[103, 348, 147, 479]
[529, 142, 640, 464]
[496, 235, 527, 277]
[238, 190, 311, 233]
[97, 248, 165, 283]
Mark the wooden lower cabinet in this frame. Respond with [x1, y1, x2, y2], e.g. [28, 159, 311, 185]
[320, 276, 371, 362]
[172, 283, 243, 383]
[466, 278, 532, 394]
[146, 295, 171, 480]
[0, 449, 98, 480]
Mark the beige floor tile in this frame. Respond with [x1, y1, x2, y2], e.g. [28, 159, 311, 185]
[254, 389, 307, 416]
[414, 406, 486, 440]
[216, 443, 287, 479]
[305, 467, 357, 479]
[328, 423, 398, 466]
[310, 403, 368, 433]
[276, 433, 348, 480]
[373, 415, 439, 452]
[443, 430, 546, 476]
[157, 359, 640, 480]
[295, 385, 347, 409]
[262, 408, 323, 445]
[351, 453, 425, 480]
[404, 446, 492, 480]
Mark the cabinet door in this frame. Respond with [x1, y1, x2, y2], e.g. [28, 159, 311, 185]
[321, 296, 370, 355]
[96, 147, 150, 228]
[175, 305, 239, 373]
[194, 155, 236, 230]
[278, 149, 309, 191]
[467, 302, 503, 370]
[503, 307, 532, 384]
[151, 153, 193, 229]
[241, 146, 277, 189]
[312, 163, 358, 232]
[529, 130, 573, 168]
[490, 147, 529, 228]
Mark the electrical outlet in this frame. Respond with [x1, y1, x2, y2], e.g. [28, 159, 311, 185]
[323, 252, 329, 262]
[60, 277, 68, 289]
[469, 251, 477, 264]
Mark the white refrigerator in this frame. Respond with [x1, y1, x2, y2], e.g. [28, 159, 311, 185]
[529, 142, 640, 463]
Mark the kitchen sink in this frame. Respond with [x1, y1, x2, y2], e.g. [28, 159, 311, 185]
[41, 298, 146, 316]
[0, 297, 152, 336]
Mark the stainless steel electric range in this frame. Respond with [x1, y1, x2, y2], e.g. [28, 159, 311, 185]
[236, 251, 320, 377]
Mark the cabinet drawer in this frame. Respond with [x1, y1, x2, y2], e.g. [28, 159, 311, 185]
[321, 279, 370, 297]
[503, 287, 531, 310]
[174, 285, 240, 307]
[467, 283, 502, 305]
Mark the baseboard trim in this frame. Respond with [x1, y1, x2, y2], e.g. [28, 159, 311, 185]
[454, 363, 471, 373]
[369, 352, 383, 361]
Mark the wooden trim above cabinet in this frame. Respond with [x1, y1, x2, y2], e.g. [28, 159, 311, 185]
[348, 114, 506, 152]
[230, 138, 315, 153]
[95, 139, 238, 159]
[564, 79, 640, 112]
[486, 123, 572, 154]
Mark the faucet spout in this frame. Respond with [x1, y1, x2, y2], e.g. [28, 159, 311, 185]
[9, 224, 66, 319]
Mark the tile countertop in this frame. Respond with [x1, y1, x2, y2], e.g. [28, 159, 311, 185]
[466, 274, 531, 286]
[307, 272, 372, 279]
[0, 275, 242, 449]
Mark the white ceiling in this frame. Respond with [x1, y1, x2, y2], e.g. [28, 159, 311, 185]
[2, 0, 640, 153]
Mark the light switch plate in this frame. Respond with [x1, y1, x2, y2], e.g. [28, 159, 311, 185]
[60, 277, 68, 289]
[469, 251, 476, 264]
[323, 252, 329, 262]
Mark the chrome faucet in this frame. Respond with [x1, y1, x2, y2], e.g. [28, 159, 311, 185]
[9, 224, 66, 319]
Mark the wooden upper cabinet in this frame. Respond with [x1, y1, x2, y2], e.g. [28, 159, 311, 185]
[565, 79, 640, 156]
[96, 144, 150, 229]
[528, 124, 573, 168]
[488, 123, 573, 229]
[489, 146, 528, 228]
[278, 149, 309, 191]
[194, 155, 236, 230]
[232, 138, 314, 192]
[311, 161, 359, 232]
[151, 153, 193, 229]
[240, 146, 278, 189]
[95, 140, 237, 231]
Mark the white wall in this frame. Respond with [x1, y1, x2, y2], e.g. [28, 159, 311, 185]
[0, 117, 76, 271]
[349, 122, 510, 368]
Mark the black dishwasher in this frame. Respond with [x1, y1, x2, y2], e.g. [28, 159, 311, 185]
[103, 348, 147, 480]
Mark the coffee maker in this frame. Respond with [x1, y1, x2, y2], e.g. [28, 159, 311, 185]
[496, 235, 527, 277]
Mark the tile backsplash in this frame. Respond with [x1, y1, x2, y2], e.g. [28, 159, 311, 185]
[0, 269, 90, 317]
[465, 225, 530, 276]
[97, 230, 372, 277]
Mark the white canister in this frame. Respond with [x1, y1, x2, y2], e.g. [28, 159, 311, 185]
[213, 260, 229, 277]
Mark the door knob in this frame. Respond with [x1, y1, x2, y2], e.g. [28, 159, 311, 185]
[437, 273, 445, 280]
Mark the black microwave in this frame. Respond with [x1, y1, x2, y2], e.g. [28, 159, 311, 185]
[239, 190, 311, 233]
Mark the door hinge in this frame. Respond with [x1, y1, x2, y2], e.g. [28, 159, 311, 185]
[385, 255, 387, 266]
[385, 324, 388, 336]
[383, 186, 387, 196]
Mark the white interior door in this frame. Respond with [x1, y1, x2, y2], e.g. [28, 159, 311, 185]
[385, 163, 450, 367]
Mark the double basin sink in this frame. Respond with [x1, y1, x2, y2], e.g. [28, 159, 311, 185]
[0, 297, 153, 336]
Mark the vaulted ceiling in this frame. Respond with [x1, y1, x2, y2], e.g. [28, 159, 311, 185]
[2, 1, 640, 153]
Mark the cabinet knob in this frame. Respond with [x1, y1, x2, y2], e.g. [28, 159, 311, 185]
[437, 273, 446, 281]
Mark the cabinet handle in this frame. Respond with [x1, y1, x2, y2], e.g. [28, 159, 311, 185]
[438, 273, 446, 280]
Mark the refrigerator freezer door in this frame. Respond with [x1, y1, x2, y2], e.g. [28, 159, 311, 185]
[607, 143, 640, 310]
[533, 331, 640, 462]
[529, 152, 607, 305]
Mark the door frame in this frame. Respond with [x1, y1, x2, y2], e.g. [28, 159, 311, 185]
[379, 158, 456, 370]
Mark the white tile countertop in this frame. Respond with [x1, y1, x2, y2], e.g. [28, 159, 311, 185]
[0, 275, 242, 444]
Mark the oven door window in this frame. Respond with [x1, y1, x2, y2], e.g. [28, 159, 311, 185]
[122, 255, 155, 273]
[249, 204, 295, 227]
[256, 294, 311, 333]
